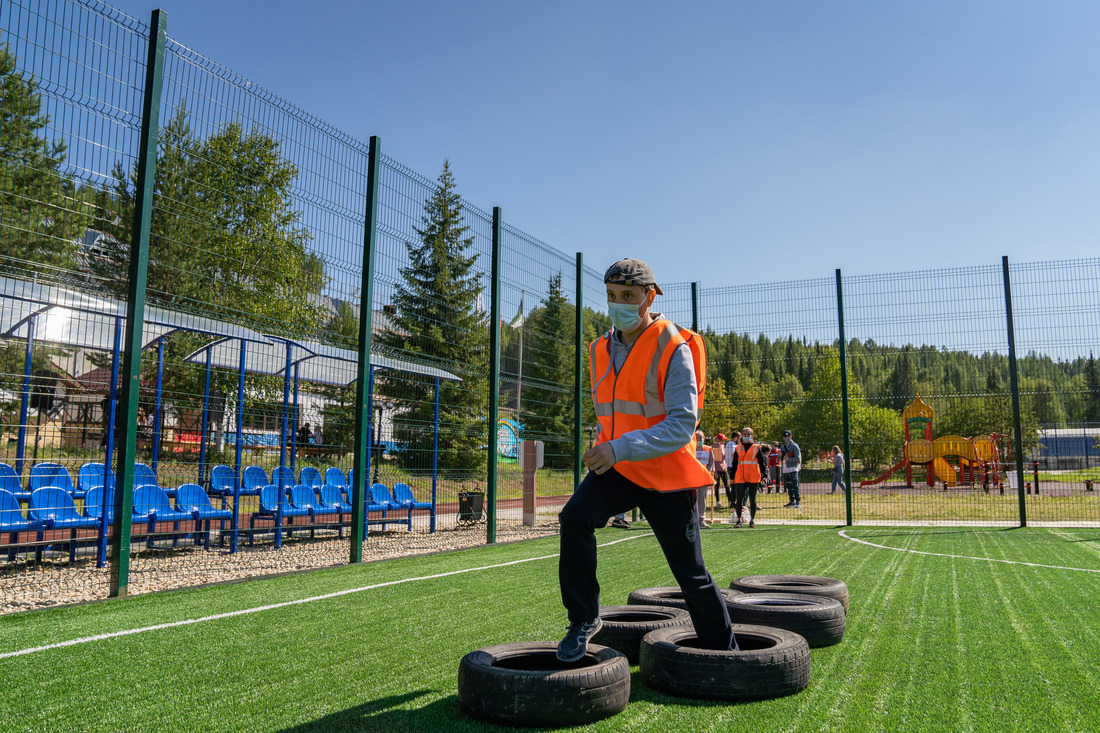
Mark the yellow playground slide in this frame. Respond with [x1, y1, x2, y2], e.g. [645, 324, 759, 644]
[932, 457, 956, 487]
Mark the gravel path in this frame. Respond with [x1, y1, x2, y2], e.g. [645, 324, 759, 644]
[0, 517, 562, 616]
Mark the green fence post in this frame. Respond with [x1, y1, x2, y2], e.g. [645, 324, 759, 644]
[350, 136, 381, 562]
[691, 282, 699, 332]
[574, 252, 584, 491]
[836, 269, 854, 526]
[486, 207, 503, 544]
[1002, 256, 1027, 527]
[109, 9, 167, 598]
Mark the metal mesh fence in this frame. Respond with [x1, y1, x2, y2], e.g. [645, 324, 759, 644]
[3, 0, 1100, 613]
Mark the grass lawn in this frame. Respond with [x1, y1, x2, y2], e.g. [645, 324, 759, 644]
[2, 524, 1098, 732]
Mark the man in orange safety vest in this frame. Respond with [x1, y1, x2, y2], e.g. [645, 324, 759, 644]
[556, 258, 736, 662]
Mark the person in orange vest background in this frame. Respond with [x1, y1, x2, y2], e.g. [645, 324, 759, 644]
[710, 432, 729, 510]
[556, 258, 736, 662]
[728, 426, 769, 527]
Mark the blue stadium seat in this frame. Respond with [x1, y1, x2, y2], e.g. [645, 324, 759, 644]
[369, 483, 410, 531]
[82, 485, 115, 526]
[393, 483, 432, 510]
[28, 487, 98, 563]
[131, 485, 186, 548]
[209, 464, 237, 506]
[299, 466, 323, 490]
[241, 466, 268, 497]
[250, 485, 309, 546]
[175, 483, 233, 550]
[134, 462, 173, 498]
[77, 463, 115, 499]
[0, 463, 25, 503]
[1, 488, 43, 561]
[272, 465, 296, 496]
[28, 463, 80, 500]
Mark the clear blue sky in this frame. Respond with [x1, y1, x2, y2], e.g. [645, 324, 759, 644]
[108, 0, 1100, 287]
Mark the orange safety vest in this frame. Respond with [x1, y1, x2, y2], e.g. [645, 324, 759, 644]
[590, 319, 713, 492]
[733, 443, 763, 484]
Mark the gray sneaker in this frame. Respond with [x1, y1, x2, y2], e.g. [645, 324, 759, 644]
[556, 618, 603, 662]
[610, 517, 631, 529]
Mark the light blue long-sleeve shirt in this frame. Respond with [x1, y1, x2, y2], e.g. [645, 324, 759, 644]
[597, 313, 699, 464]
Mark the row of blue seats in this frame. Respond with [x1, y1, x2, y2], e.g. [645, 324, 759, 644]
[0, 462, 429, 506]
[1, 477, 434, 561]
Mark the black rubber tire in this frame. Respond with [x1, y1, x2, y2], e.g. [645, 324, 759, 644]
[591, 605, 693, 664]
[729, 574, 850, 614]
[724, 592, 845, 648]
[639, 624, 810, 701]
[627, 585, 741, 610]
[457, 641, 630, 727]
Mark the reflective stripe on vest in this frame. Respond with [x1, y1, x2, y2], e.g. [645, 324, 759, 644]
[589, 320, 712, 492]
[733, 443, 762, 483]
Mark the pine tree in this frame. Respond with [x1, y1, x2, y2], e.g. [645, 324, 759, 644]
[885, 346, 918, 411]
[376, 161, 487, 474]
[0, 44, 88, 279]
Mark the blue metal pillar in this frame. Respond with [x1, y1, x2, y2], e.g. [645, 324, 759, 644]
[198, 348, 212, 485]
[151, 336, 165, 474]
[279, 341, 292, 471]
[290, 365, 300, 472]
[98, 318, 123, 567]
[431, 376, 440, 533]
[231, 340, 246, 553]
[15, 315, 34, 476]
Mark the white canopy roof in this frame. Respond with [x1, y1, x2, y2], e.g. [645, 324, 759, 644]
[0, 275, 269, 351]
[183, 335, 461, 385]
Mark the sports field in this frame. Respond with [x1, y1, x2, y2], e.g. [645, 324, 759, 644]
[2, 525, 1098, 732]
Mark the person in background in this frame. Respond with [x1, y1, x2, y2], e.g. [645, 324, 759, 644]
[728, 427, 769, 528]
[830, 445, 846, 495]
[767, 441, 782, 493]
[780, 429, 803, 508]
[311, 423, 323, 446]
[695, 430, 712, 527]
[710, 433, 729, 510]
[723, 429, 742, 507]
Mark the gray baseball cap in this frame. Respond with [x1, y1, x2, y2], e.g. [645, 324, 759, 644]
[603, 258, 663, 295]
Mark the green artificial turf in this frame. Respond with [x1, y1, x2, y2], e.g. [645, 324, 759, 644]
[2, 525, 1098, 732]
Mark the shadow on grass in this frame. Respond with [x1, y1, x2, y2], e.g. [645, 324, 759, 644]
[277, 689, 598, 732]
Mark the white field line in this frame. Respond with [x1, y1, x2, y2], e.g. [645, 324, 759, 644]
[0, 532, 654, 661]
[839, 529, 1100, 573]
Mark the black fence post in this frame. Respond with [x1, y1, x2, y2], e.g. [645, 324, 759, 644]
[487, 208, 503, 544]
[350, 135, 381, 561]
[836, 269, 853, 526]
[1002, 256, 1027, 527]
[574, 252, 584, 491]
[109, 9, 167, 598]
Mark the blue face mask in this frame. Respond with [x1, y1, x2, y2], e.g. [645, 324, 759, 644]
[608, 302, 643, 332]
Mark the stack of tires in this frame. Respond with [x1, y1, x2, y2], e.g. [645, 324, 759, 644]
[457, 574, 849, 725]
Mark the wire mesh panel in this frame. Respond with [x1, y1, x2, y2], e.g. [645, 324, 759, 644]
[1009, 258, 1100, 525]
[372, 155, 495, 533]
[843, 265, 1016, 525]
[1, 0, 150, 608]
[497, 223, 578, 521]
[698, 278, 842, 525]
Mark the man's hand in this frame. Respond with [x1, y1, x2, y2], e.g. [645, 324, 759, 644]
[583, 442, 617, 475]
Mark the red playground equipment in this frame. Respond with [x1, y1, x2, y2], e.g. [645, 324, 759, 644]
[860, 396, 1005, 488]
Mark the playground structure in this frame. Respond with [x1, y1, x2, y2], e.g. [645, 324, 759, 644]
[860, 396, 1005, 489]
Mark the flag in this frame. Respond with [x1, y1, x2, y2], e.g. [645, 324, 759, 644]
[509, 291, 525, 328]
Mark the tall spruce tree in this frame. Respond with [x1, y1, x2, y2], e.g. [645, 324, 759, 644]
[0, 44, 88, 279]
[376, 161, 487, 474]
